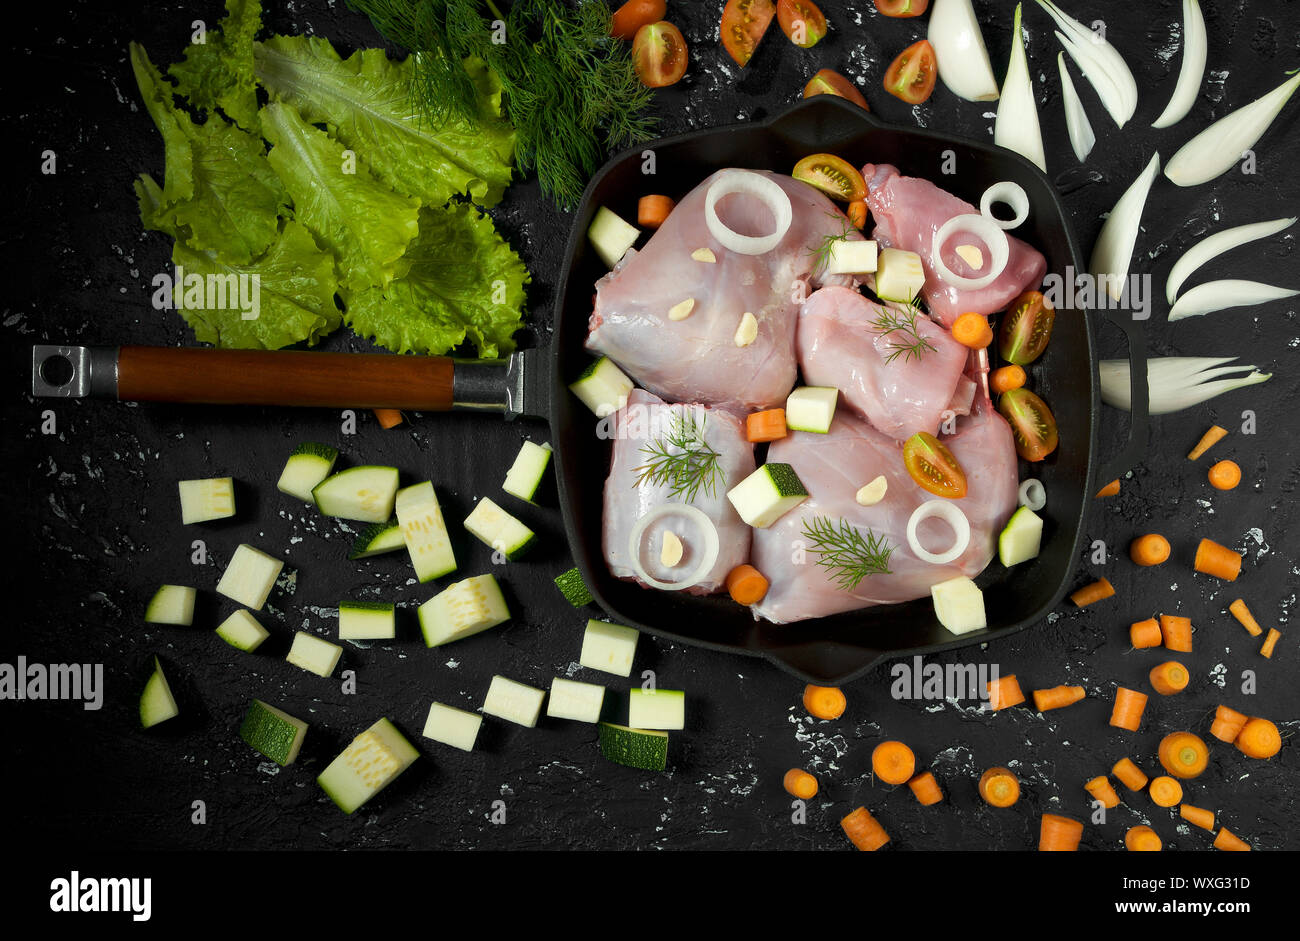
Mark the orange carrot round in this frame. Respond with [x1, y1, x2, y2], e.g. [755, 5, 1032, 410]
[1084, 775, 1120, 808]
[782, 768, 818, 800]
[1207, 460, 1241, 490]
[1095, 478, 1121, 498]
[987, 674, 1026, 711]
[1179, 803, 1215, 831]
[1129, 618, 1162, 649]
[1129, 533, 1171, 566]
[1228, 598, 1264, 636]
[1112, 757, 1148, 791]
[1109, 687, 1148, 732]
[1234, 717, 1280, 759]
[907, 771, 943, 806]
[1032, 685, 1086, 712]
[1195, 538, 1241, 581]
[1125, 825, 1162, 851]
[990, 365, 1026, 395]
[1260, 628, 1281, 659]
[745, 408, 787, 443]
[840, 806, 889, 851]
[1038, 813, 1084, 851]
[847, 199, 868, 230]
[1209, 705, 1249, 743]
[872, 741, 916, 785]
[951, 313, 993, 349]
[1159, 614, 1193, 653]
[726, 564, 770, 605]
[802, 684, 846, 720]
[978, 767, 1020, 808]
[1213, 827, 1251, 851]
[637, 194, 675, 228]
[1148, 775, 1183, 807]
[1158, 731, 1209, 778]
[1148, 661, 1189, 696]
[1071, 578, 1114, 608]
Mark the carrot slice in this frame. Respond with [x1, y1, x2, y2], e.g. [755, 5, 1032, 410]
[803, 684, 846, 720]
[1228, 598, 1264, 637]
[1148, 661, 1189, 696]
[1234, 717, 1280, 759]
[1071, 578, 1114, 607]
[1129, 618, 1162, 649]
[1158, 731, 1209, 778]
[1187, 424, 1227, 460]
[782, 768, 818, 800]
[1111, 757, 1148, 791]
[726, 564, 770, 605]
[1213, 827, 1251, 851]
[872, 741, 916, 785]
[1209, 705, 1249, 743]
[907, 771, 944, 806]
[1148, 775, 1183, 807]
[1159, 614, 1193, 653]
[847, 199, 868, 230]
[1207, 459, 1241, 490]
[1084, 775, 1120, 808]
[637, 194, 675, 228]
[1195, 538, 1241, 581]
[372, 408, 405, 429]
[951, 312, 993, 349]
[1032, 685, 1086, 712]
[1179, 803, 1215, 831]
[979, 767, 1020, 808]
[990, 364, 1026, 395]
[1109, 687, 1148, 731]
[745, 408, 788, 443]
[1125, 825, 1162, 851]
[1038, 813, 1084, 851]
[1260, 628, 1281, 658]
[1129, 534, 1171, 566]
[986, 674, 1026, 710]
[1095, 478, 1121, 497]
[840, 806, 890, 851]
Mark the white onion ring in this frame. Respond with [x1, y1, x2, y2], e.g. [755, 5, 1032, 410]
[1018, 479, 1046, 511]
[906, 500, 972, 565]
[931, 213, 1009, 290]
[704, 171, 793, 256]
[627, 503, 721, 592]
[979, 181, 1030, 230]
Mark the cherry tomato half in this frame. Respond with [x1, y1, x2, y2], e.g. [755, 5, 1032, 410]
[792, 153, 867, 202]
[777, 0, 827, 49]
[883, 39, 937, 105]
[611, 0, 667, 41]
[904, 432, 968, 499]
[802, 68, 869, 109]
[874, 0, 929, 16]
[721, 0, 777, 67]
[998, 290, 1055, 365]
[633, 21, 689, 88]
[997, 388, 1059, 462]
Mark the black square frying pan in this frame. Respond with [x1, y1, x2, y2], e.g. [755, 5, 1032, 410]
[30, 96, 1149, 685]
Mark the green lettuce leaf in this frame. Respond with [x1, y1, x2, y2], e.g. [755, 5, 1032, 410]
[254, 37, 514, 207]
[343, 203, 528, 359]
[168, 0, 261, 131]
[130, 43, 194, 207]
[171, 219, 340, 349]
[260, 100, 420, 294]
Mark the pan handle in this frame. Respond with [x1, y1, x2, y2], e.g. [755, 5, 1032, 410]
[1098, 310, 1149, 485]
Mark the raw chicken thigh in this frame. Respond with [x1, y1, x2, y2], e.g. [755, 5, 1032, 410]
[862, 163, 1047, 327]
[750, 392, 1019, 624]
[602, 389, 756, 595]
[586, 169, 856, 413]
[798, 285, 973, 440]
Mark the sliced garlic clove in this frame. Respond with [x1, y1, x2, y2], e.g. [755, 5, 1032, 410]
[955, 243, 984, 270]
[855, 475, 888, 506]
[734, 311, 758, 347]
[668, 298, 696, 321]
[691, 248, 717, 263]
[660, 530, 684, 567]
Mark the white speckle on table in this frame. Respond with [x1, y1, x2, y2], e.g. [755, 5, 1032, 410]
[445, 659, 459, 669]
[1209, 663, 1227, 688]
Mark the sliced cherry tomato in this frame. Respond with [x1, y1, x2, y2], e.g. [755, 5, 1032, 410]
[883, 39, 937, 105]
[632, 21, 689, 89]
[721, 0, 777, 67]
[802, 68, 869, 109]
[998, 388, 1059, 462]
[792, 153, 867, 202]
[904, 432, 968, 498]
[777, 0, 827, 49]
[998, 290, 1055, 365]
[874, 0, 929, 16]
[611, 0, 667, 41]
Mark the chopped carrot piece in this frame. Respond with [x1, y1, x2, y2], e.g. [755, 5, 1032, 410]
[782, 768, 818, 800]
[1179, 804, 1215, 831]
[1195, 538, 1241, 581]
[745, 408, 788, 443]
[1112, 757, 1148, 791]
[986, 674, 1026, 710]
[847, 199, 868, 229]
[907, 771, 944, 806]
[803, 684, 846, 720]
[372, 408, 405, 429]
[1187, 424, 1228, 460]
[840, 806, 889, 851]
[1032, 685, 1086, 712]
[1158, 731, 1209, 778]
[1159, 614, 1193, 653]
[726, 564, 770, 605]
[978, 767, 1019, 808]
[1234, 717, 1280, 759]
[1038, 813, 1084, 851]
[872, 741, 916, 786]
[1125, 825, 1162, 851]
[951, 313, 993, 349]
[1095, 478, 1121, 497]
[1148, 775, 1183, 807]
[1260, 628, 1281, 658]
[990, 365, 1026, 395]
[1109, 687, 1148, 731]
[1129, 534, 1170, 566]
[1129, 618, 1162, 649]
[1207, 459, 1241, 490]
[1228, 598, 1264, 637]
[1209, 705, 1249, 743]
[1084, 775, 1120, 808]
[1070, 578, 1114, 608]
[1148, 661, 1189, 696]
[637, 194, 675, 229]
[1213, 827, 1251, 851]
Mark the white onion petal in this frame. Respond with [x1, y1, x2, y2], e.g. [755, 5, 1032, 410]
[1057, 53, 1096, 163]
[627, 503, 721, 591]
[932, 213, 1010, 290]
[704, 170, 794, 256]
[1151, 0, 1207, 129]
[1165, 72, 1300, 187]
[994, 4, 1046, 172]
[1166, 217, 1296, 303]
[1018, 479, 1047, 511]
[1167, 279, 1300, 321]
[980, 181, 1029, 230]
[1037, 0, 1138, 128]
[1089, 152, 1160, 303]
[1100, 357, 1272, 414]
[928, 0, 1000, 102]
[906, 500, 972, 565]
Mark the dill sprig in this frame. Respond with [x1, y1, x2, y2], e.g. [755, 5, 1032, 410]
[808, 212, 857, 272]
[801, 515, 895, 591]
[632, 410, 723, 504]
[869, 293, 937, 364]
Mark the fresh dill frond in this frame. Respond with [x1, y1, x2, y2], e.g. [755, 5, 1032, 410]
[801, 515, 895, 591]
[808, 212, 857, 272]
[632, 410, 723, 504]
[869, 292, 937, 364]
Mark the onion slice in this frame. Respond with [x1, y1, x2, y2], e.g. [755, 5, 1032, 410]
[1089, 151, 1160, 303]
[1057, 53, 1096, 163]
[1151, 0, 1207, 129]
[906, 500, 972, 565]
[1037, 0, 1138, 128]
[1166, 217, 1296, 303]
[1018, 479, 1046, 511]
[928, 0, 1000, 102]
[994, 4, 1046, 172]
[1167, 279, 1300, 322]
[1100, 357, 1272, 414]
[980, 181, 1029, 230]
[627, 503, 721, 592]
[704, 170, 793, 256]
[1166, 72, 1300, 187]
[932, 213, 1010, 290]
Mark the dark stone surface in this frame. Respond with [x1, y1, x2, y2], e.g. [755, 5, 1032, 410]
[3, 0, 1296, 851]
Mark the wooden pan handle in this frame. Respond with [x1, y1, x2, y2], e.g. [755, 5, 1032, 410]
[116, 346, 456, 410]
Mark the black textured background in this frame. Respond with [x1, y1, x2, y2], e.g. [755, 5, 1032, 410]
[4, 0, 1297, 853]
